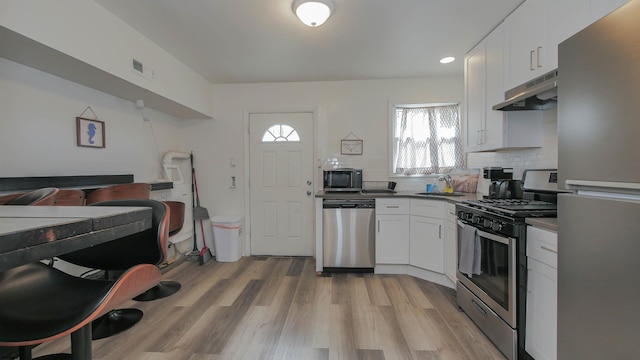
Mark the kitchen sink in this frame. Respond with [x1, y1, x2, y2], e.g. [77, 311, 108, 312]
[415, 192, 466, 197]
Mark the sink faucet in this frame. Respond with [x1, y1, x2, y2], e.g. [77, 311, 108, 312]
[438, 175, 454, 193]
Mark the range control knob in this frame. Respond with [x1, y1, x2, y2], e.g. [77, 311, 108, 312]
[483, 219, 492, 228]
[458, 211, 465, 219]
[472, 215, 482, 224]
[492, 222, 504, 231]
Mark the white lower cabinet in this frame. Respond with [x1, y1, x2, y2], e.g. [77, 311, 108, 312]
[376, 214, 410, 264]
[444, 203, 457, 284]
[375, 199, 410, 264]
[526, 226, 558, 360]
[409, 200, 444, 273]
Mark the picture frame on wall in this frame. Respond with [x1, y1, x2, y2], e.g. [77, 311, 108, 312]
[76, 117, 105, 148]
[341, 139, 363, 155]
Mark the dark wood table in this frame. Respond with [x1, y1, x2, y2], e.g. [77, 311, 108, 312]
[0, 206, 152, 272]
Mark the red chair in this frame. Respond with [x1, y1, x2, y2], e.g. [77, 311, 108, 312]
[85, 183, 150, 205]
[53, 189, 86, 206]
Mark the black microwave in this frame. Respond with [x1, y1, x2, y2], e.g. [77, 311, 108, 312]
[323, 168, 363, 192]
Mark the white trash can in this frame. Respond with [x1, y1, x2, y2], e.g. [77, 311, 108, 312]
[210, 215, 243, 262]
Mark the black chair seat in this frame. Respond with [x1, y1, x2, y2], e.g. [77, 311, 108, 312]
[0, 263, 113, 343]
[0, 262, 161, 359]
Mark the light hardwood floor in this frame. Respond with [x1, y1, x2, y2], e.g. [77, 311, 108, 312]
[34, 257, 506, 360]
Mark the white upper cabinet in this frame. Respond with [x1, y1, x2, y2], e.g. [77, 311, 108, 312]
[505, 0, 546, 89]
[505, 0, 590, 90]
[464, 23, 543, 152]
[464, 42, 486, 152]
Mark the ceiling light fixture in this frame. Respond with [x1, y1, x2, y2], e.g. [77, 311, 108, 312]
[440, 56, 455, 64]
[292, 0, 335, 27]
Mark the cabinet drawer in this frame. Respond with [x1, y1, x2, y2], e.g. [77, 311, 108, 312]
[411, 199, 444, 218]
[376, 198, 410, 215]
[527, 226, 558, 269]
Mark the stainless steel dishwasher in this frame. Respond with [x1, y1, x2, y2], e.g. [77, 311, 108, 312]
[322, 199, 375, 270]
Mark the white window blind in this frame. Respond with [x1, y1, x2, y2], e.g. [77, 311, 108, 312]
[392, 104, 463, 175]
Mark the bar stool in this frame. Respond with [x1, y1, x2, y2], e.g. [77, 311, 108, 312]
[58, 199, 177, 340]
[0, 192, 24, 205]
[53, 189, 86, 206]
[165, 201, 186, 236]
[0, 262, 161, 360]
[5, 188, 59, 206]
[85, 183, 150, 205]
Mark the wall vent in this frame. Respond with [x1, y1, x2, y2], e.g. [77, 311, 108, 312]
[132, 58, 154, 81]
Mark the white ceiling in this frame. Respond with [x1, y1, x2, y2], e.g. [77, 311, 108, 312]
[95, 0, 523, 84]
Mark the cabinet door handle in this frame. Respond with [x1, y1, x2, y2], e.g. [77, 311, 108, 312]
[377, 220, 380, 232]
[439, 225, 442, 239]
[541, 245, 557, 254]
[476, 129, 483, 145]
[530, 50, 535, 70]
[386, 205, 399, 209]
[536, 46, 542, 68]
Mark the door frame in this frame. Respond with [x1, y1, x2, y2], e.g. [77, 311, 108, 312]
[243, 107, 320, 256]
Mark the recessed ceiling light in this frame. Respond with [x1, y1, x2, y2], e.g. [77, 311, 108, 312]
[440, 57, 455, 64]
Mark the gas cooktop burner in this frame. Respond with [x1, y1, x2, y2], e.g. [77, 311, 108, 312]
[462, 198, 557, 217]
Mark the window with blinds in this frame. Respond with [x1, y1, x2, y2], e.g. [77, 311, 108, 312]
[392, 103, 463, 175]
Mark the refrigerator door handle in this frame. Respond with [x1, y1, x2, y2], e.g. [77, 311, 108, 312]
[566, 179, 640, 192]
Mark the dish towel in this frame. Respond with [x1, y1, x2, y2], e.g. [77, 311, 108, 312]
[458, 224, 482, 278]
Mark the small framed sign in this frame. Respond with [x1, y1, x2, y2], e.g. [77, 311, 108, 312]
[341, 139, 363, 155]
[76, 117, 105, 148]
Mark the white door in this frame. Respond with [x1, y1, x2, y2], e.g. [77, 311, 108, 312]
[249, 112, 314, 256]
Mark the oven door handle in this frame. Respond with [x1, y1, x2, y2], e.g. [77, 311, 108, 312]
[457, 220, 512, 246]
[476, 229, 511, 245]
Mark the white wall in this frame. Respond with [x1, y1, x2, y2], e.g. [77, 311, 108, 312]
[0, 0, 213, 118]
[467, 107, 558, 194]
[0, 57, 193, 182]
[183, 76, 463, 218]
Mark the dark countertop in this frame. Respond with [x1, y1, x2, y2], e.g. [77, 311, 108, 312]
[0, 206, 152, 271]
[316, 190, 483, 204]
[525, 217, 558, 232]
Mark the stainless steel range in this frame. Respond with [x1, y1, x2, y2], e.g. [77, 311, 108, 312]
[455, 169, 562, 360]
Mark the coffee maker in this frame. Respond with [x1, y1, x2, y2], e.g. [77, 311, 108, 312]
[483, 167, 522, 199]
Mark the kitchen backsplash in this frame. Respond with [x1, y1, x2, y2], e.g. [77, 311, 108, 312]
[467, 108, 558, 194]
[319, 108, 557, 195]
[318, 156, 481, 193]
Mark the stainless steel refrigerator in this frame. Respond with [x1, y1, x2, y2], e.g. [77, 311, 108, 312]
[557, 1, 640, 359]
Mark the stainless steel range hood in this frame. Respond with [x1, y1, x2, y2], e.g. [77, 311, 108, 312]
[493, 69, 558, 111]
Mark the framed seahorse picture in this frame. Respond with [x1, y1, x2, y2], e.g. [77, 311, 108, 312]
[76, 117, 105, 148]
